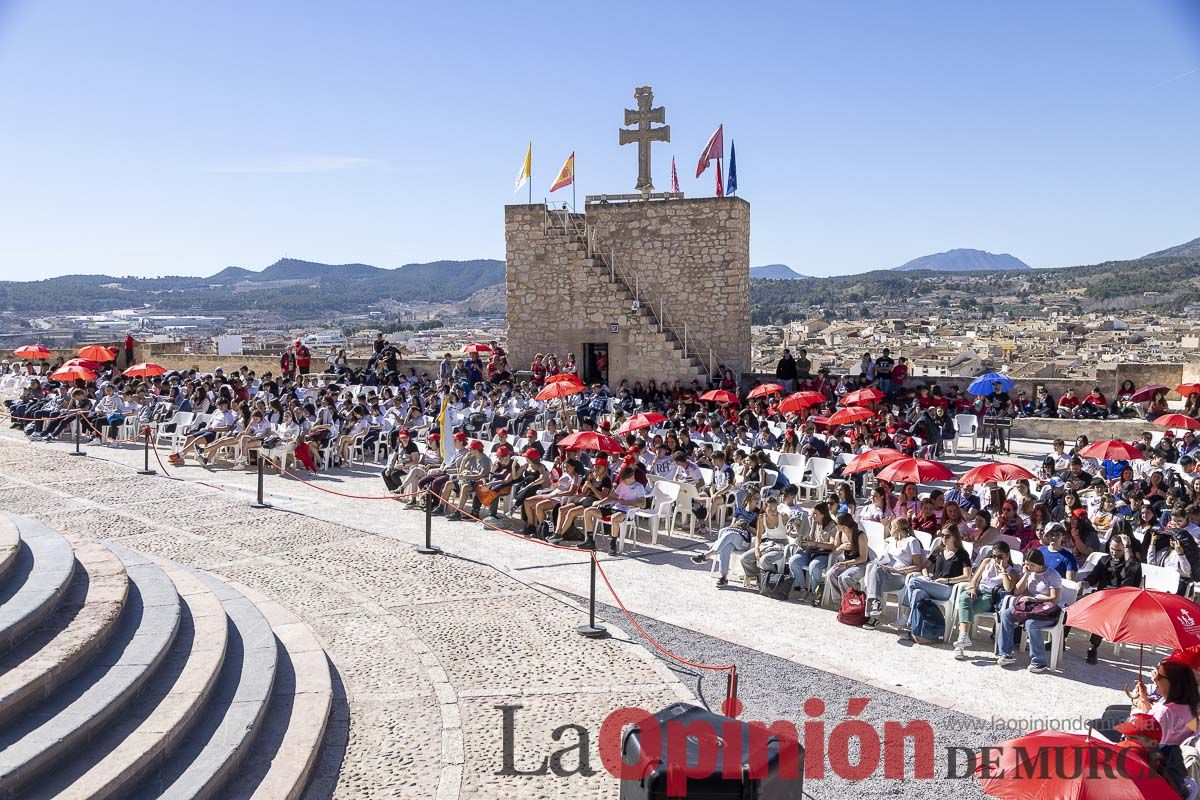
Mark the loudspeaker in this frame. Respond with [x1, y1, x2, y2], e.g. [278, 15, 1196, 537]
[619, 703, 803, 799]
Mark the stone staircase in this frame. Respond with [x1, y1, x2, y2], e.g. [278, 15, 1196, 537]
[0, 512, 332, 800]
[545, 215, 711, 382]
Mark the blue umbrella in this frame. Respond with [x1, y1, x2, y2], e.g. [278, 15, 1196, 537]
[968, 372, 1014, 395]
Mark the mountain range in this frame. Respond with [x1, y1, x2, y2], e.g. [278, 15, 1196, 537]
[891, 248, 1032, 271]
[749, 264, 810, 280]
[1144, 237, 1200, 259]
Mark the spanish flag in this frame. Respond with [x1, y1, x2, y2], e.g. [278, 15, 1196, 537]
[549, 151, 574, 193]
[514, 143, 531, 193]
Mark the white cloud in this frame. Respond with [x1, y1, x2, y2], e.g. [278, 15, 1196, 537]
[208, 155, 381, 175]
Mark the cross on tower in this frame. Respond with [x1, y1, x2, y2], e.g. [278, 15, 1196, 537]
[618, 86, 670, 193]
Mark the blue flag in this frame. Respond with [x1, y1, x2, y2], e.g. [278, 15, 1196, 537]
[726, 140, 737, 195]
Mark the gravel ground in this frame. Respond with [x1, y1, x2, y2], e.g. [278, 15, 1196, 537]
[571, 594, 1004, 800]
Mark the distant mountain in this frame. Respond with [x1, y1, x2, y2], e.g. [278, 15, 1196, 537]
[750, 264, 810, 280]
[1144, 237, 1200, 259]
[891, 249, 1032, 272]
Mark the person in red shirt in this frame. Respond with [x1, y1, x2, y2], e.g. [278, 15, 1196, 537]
[1057, 387, 1081, 417]
[123, 333, 135, 368]
[1079, 386, 1107, 419]
[294, 340, 312, 375]
[530, 354, 546, 386]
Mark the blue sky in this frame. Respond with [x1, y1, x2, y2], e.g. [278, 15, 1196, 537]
[0, 0, 1197, 280]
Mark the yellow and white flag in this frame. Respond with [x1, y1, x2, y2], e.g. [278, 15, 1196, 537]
[550, 151, 574, 193]
[514, 142, 531, 192]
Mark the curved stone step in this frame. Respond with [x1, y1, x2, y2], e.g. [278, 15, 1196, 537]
[0, 538, 128, 727]
[0, 545, 180, 798]
[0, 515, 18, 584]
[23, 564, 228, 800]
[222, 582, 332, 800]
[0, 514, 76, 652]
[130, 570, 278, 800]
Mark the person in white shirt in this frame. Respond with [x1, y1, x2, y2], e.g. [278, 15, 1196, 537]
[858, 487, 896, 524]
[175, 399, 237, 463]
[995, 547, 1063, 673]
[196, 409, 260, 466]
[669, 452, 704, 488]
[953, 541, 1019, 658]
[862, 518, 926, 627]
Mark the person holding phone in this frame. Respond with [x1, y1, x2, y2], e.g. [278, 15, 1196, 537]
[862, 518, 925, 629]
[995, 548, 1062, 673]
[953, 541, 1019, 658]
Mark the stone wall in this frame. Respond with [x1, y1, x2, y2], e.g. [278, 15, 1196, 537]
[587, 197, 751, 376]
[504, 203, 708, 385]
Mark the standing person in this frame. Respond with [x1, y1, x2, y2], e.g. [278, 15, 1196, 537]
[123, 332, 135, 368]
[875, 348, 896, 397]
[795, 349, 812, 381]
[294, 340, 312, 377]
[775, 349, 798, 393]
[279, 347, 295, 381]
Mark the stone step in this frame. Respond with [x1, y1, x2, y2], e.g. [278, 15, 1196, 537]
[24, 563, 228, 800]
[0, 516, 18, 584]
[0, 544, 180, 798]
[0, 514, 76, 653]
[221, 582, 332, 800]
[129, 571, 278, 800]
[0, 538, 129, 727]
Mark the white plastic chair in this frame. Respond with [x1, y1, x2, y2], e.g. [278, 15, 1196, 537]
[1143, 564, 1182, 593]
[621, 483, 677, 550]
[952, 414, 979, 455]
[156, 411, 194, 452]
[672, 481, 703, 537]
[798, 457, 834, 500]
[776, 452, 805, 469]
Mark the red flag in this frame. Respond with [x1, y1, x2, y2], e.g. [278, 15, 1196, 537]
[715, 158, 724, 197]
[695, 124, 724, 177]
[671, 157, 680, 193]
[549, 151, 574, 192]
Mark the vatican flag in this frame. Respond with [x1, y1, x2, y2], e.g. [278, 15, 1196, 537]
[514, 143, 532, 193]
[549, 151, 574, 192]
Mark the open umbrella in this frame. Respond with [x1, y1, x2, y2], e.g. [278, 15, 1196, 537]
[827, 406, 875, 426]
[1066, 586, 1200, 673]
[1080, 439, 1145, 462]
[842, 448, 906, 475]
[699, 389, 739, 404]
[876, 457, 955, 484]
[13, 345, 51, 360]
[1154, 413, 1200, 431]
[63, 358, 101, 371]
[461, 343, 492, 355]
[958, 462, 1038, 486]
[1129, 384, 1169, 403]
[967, 372, 1014, 396]
[778, 391, 826, 413]
[535, 381, 584, 401]
[747, 383, 784, 399]
[124, 362, 167, 378]
[615, 412, 668, 435]
[842, 387, 885, 407]
[977, 729, 1177, 800]
[49, 365, 96, 382]
[544, 372, 584, 386]
[1175, 383, 1200, 398]
[77, 345, 117, 362]
[558, 431, 624, 454]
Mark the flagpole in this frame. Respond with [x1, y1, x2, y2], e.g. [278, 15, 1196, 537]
[529, 142, 533, 205]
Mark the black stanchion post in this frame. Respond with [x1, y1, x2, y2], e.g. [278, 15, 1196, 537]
[138, 427, 156, 475]
[416, 489, 441, 555]
[68, 412, 86, 457]
[577, 554, 608, 638]
[249, 456, 271, 509]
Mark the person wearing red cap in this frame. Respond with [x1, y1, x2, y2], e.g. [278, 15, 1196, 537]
[511, 448, 551, 536]
[550, 458, 613, 544]
[416, 431, 471, 512]
[525, 459, 584, 538]
[446, 439, 491, 521]
[473, 445, 518, 522]
[383, 429, 421, 493]
[398, 432, 445, 504]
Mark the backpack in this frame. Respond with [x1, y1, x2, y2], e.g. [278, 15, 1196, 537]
[758, 571, 793, 600]
[911, 597, 946, 643]
[837, 588, 867, 626]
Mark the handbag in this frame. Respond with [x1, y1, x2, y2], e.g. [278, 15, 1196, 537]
[1010, 596, 1061, 624]
[475, 483, 501, 507]
[261, 435, 281, 450]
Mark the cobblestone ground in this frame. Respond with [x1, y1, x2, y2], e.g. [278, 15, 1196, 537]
[0, 439, 690, 799]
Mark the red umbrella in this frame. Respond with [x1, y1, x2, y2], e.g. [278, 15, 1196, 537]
[978, 730, 1177, 800]
[747, 383, 784, 399]
[778, 391, 826, 413]
[876, 457, 955, 484]
[13, 345, 51, 360]
[842, 387, 885, 407]
[1128, 384, 1169, 403]
[77, 345, 117, 362]
[558, 431, 624, 454]
[699, 389, 739, 404]
[1067, 587, 1200, 652]
[616, 412, 668, 435]
[63, 358, 101, 371]
[535, 381, 584, 401]
[124, 362, 167, 378]
[49, 365, 96, 382]
[1154, 413, 1200, 431]
[827, 406, 875, 426]
[958, 462, 1038, 486]
[842, 448, 906, 475]
[1175, 383, 1200, 398]
[461, 343, 492, 355]
[544, 372, 584, 386]
[1079, 439, 1145, 462]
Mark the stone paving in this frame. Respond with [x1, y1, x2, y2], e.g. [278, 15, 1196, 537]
[0, 436, 690, 799]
